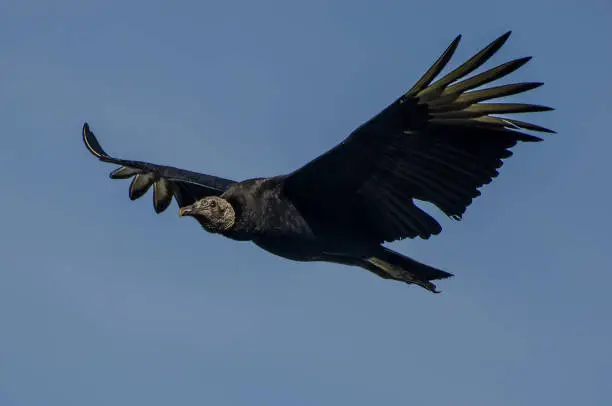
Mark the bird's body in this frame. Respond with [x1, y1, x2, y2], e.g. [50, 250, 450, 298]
[192, 177, 385, 271]
[219, 176, 314, 243]
[82, 31, 554, 293]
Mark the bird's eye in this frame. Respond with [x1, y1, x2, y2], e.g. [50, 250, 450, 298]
[209, 200, 216, 208]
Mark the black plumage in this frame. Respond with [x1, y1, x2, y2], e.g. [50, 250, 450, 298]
[82, 32, 554, 293]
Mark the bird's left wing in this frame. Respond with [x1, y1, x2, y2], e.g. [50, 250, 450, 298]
[82, 123, 236, 213]
[281, 32, 554, 243]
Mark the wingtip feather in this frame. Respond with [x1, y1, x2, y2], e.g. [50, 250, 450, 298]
[405, 33, 462, 97]
[109, 166, 143, 179]
[82, 122, 110, 159]
[415, 35, 504, 101]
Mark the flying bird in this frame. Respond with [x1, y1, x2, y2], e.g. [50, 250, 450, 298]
[82, 31, 554, 293]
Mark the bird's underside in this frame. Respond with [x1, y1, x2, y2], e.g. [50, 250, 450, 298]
[82, 31, 553, 293]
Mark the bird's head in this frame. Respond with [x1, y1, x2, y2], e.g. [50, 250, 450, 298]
[178, 196, 235, 233]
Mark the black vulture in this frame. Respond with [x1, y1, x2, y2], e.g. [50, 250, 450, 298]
[82, 31, 554, 293]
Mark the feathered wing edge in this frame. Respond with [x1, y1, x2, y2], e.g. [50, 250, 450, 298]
[281, 32, 554, 242]
[82, 123, 235, 213]
[353, 31, 554, 241]
[406, 30, 555, 138]
[393, 31, 554, 227]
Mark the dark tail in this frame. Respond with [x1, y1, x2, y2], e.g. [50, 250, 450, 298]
[363, 247, 453, 293]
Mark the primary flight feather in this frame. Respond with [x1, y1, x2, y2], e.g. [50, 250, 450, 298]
[82, 31, 554, 293]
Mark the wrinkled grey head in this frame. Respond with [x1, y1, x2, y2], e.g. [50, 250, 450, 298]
[178, 196, 235, 233]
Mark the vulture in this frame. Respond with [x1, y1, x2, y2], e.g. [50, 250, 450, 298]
[82, 31, 553, 293]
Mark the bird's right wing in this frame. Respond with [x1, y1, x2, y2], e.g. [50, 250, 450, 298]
[281, 32, 553, 243]
[82, 123, 236, 213]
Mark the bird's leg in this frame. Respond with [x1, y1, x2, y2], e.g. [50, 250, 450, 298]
[411, 279, 441, 294]
[399, 271, 441, 293]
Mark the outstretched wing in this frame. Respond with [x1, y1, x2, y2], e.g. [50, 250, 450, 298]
[282, 31, 554, 243]
[82, 123, 236, 213]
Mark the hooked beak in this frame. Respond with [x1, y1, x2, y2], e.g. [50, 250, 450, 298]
[178, 205, 193, 217]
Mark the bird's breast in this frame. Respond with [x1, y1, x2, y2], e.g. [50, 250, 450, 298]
[252, 236, 325, 262]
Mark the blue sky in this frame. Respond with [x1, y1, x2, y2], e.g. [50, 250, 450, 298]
[1, 1, 611, 405]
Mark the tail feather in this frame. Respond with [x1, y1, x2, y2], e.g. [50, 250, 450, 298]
[365, 248, 453, 293]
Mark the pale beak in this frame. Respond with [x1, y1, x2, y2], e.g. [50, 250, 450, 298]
[178, 206, 192, 217]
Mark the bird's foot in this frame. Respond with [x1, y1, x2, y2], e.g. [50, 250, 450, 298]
[400, 271, 441, 293]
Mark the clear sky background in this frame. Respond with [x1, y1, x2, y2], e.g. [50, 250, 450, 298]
[1, 1, 611, 405]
